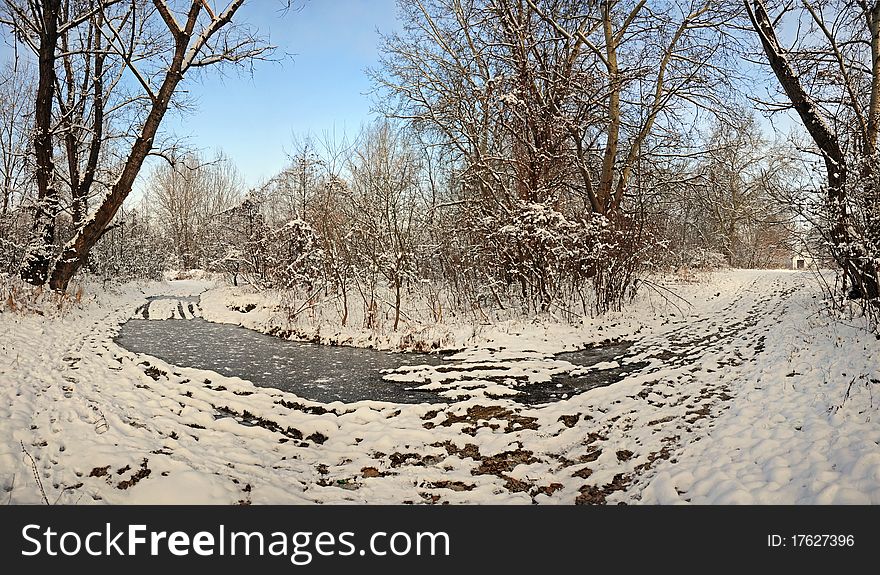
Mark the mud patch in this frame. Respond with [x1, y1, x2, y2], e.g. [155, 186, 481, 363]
[422, 480, 475, 492]
[117, 459, 151, 490]
[431, 405, 539, 435]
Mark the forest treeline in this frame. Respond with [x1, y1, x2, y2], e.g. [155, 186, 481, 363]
[0, 1, 877, 326]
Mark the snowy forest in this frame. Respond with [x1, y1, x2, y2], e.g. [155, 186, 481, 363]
[0, 0, 878, 508]
[0, 0, 875, 323]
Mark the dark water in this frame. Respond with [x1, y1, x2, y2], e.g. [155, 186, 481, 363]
[115, 318, 446, 404]
[535, 341, 645, 405]
[115, 312, 637, 405]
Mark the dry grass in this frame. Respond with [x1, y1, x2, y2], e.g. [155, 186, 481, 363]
[0, 276, 87, 316]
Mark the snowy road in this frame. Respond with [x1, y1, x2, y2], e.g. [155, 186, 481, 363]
[1, 270, 878, 504]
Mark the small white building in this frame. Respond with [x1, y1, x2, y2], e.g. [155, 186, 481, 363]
[791, 252, 813, 270]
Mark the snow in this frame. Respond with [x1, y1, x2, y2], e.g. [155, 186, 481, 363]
[0, 269, 878, 504]
[637, 305, 880, 505]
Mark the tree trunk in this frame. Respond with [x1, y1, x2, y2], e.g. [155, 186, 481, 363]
[76, 12, 106, 228]
[597, 1, 620, 215]
[48, 83, 179, 291]
[393, 279, 401, 331]
[746, 0, 878, 300]
[858, 166, 880, 299]
[47, 15, 192, 292]
[17, 0, 255, 292]
[860, 3, 880, 300]
[20, 0, 62, 285]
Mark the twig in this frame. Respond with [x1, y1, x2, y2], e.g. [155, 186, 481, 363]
[831, 375, 858, 414]
[639, 279, 693, 316]
[52, 482, 84, 505]
[20, 441, 48, 505]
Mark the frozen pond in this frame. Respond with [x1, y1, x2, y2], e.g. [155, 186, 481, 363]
[541, 342, 641, 405]
[115, 309, 638, 405]
[115, 318, 447, 404]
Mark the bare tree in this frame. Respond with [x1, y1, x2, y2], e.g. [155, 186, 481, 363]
[0, 58, 33, 216]
[374, 0, 737, 313]
[378, 0, 736, 217]
[148, 151, 243, 268]
[376, 0, 596, 215]
[346, 121, 424, 331]
[1, 0, 273, 291]
[208, 192, 269, 287]
[692, 114, 795, 267]
[743, 0, 880, 300]
[524, 0, 739, 214]
[268, 134, 324, 221]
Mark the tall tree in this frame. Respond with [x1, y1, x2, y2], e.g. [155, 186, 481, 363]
[1, 0, 273, 291]
[148, 152, 243, 269]
[378, 0, 734, 217]
[744, 0, 880, 300]
[346, 121, 423, 331]
[526, 0, 736, 214]
[0, 58, 33, 215]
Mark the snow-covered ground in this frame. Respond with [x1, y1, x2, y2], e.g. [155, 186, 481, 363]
[0, 269, 877, 504]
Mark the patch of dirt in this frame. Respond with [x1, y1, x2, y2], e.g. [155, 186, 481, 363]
[558, 414, 580, 428]
[361, 466, 390, 478]
[435, 405, 539, 435]
[215, 405, 304, 440]
[276, 399, 331, 416]
[117, 459, 151, 490]
[89, 466, 110, 478]
[422, 480, 475, 492]
[499, 475, 532, 493]
[433, 441, 482, 461]
[422, 409, 440, 420]
[685, 404, 711, 423]
[633, 436, 679, 474]
[419, 492, 441, 504]
[581, 449, 602, 463]
[572, 466, 593, 479]
[575, 473, 629, 505]
[584, 432, 606, 445]
[306, 432, 328, 445]
[472, 449, 537, 476]
[388, 452, 422, 468]
[315, 464, 331, 486]
[141, 365, 167, 381]
[535, 483, 564, 497]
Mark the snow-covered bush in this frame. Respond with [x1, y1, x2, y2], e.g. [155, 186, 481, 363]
[477, 201, 640, 314]
[87, 208, 167, 281]
[206, 195, 270, 287]
[0, 209, 28, 276]
[265, 219, 325, 291]
[684, 248, 729, 271]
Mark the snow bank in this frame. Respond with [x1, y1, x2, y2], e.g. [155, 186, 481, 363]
[1, 270, 876, 505]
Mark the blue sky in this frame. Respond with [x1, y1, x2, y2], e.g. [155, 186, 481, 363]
[162, 0, 400, 188]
